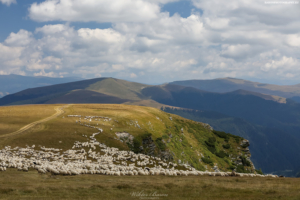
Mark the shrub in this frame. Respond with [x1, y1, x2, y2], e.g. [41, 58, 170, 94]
[228, 165, 235, 170]
[205, 137, 216, 147]
[255, 169, 264, 175]
[155, 137, 166, 151]
[236, 165, 245, 173]
[206, 146, 216, 154]
[132, 138, 141, 153]
[227, 133, 242, 144]
[208, 137, 216, 143]
[141, 132, 152, 139]
[205, 141, 215, 147]
[213, 130, 229, 140]
[205, 137, 217, 153]
[223, 144, 230, 149]
[216, 150, 228, 158]
[202, 157, 213, 166]
[240, 156, 251, 167]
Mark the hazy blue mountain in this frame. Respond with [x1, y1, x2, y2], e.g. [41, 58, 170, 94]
[0, 74, 83, 98]
[170, 77, 300, 101]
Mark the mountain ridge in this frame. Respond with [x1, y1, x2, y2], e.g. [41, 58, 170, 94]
[170, 77, 300, 100]
[0, 74, 83, 98]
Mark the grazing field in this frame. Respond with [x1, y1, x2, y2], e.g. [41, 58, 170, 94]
[0, 169, 299, 200]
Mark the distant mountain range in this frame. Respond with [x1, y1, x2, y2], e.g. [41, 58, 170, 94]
[0, 74, 83, 98]
[171, 77, 300, 103]
[1, 76, 300, 176]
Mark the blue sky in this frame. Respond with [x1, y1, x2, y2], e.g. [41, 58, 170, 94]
[0, 0, 299, 84]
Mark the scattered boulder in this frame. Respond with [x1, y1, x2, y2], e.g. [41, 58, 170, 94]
[115, 132, 134, 145]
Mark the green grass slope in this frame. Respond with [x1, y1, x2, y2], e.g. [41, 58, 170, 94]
[162, 107, 300, 176]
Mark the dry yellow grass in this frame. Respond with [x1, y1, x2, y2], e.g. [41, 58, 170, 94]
[0, 105, 69, 138]
[0, 169, 299, 200]
[0, 105, 58, 135]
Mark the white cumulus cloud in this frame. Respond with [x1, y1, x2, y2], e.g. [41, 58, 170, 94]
[0, 0, 299, 83]
[0, 0, 16, 6]
[29, 0, 161, 23]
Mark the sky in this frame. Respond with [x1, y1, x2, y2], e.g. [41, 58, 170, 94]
[0, 0, 299, 85]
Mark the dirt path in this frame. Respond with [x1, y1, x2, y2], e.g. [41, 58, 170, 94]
[0, 104, 71, 138]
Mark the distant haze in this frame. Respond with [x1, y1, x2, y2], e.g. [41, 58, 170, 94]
[0, 74, 83, 98]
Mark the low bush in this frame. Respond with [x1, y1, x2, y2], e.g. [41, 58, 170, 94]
[228, 165, 235, 170]
[205, 137, 216, 147]
[255, 169, 264, 175]
[155, 137, 166, 151]
[236, 165, 245, 173]
[213, 130, 229, 140]
[206, 146, 216, 154]
[132, 138, 141, 153]
[141, 132, 152, 139]
[202, 157, 213, 166]
[222, 144, 230, 149]
[240, 156, 251, 167]
[216, 150, 228, 158]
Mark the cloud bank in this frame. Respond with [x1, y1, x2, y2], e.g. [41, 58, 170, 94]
[0, 0, 16, 6]
[0, 0, 299, 84]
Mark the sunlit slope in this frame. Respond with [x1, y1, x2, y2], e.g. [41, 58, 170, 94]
[0, 78, 149, 106]
[0, 104, 58, 135]
[87, 78, 148, 100]
[0, 104, 254, 173]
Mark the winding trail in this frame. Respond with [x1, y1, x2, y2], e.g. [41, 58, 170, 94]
[0, 104, 72, 138]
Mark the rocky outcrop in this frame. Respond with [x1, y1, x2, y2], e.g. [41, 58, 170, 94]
[115, 132, 134, 145]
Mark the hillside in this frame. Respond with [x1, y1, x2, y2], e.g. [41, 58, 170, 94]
[0, 74, 82, 98]
[141, 84, 300, 135]
[162, 107, 300, 176]
[170, 77, 300, 101]
[0, 104, 255, 174]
